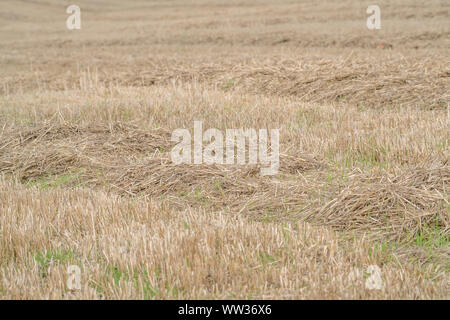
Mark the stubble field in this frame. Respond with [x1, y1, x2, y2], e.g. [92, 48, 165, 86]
[0, 0, 449, 299]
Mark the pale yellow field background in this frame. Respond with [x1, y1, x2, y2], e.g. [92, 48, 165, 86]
[0, 0, 448, 299]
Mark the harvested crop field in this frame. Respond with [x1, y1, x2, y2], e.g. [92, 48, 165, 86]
[0, 0, 449, 299]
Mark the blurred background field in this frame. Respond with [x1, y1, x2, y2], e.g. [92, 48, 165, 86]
[0, 0, 448, 299]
